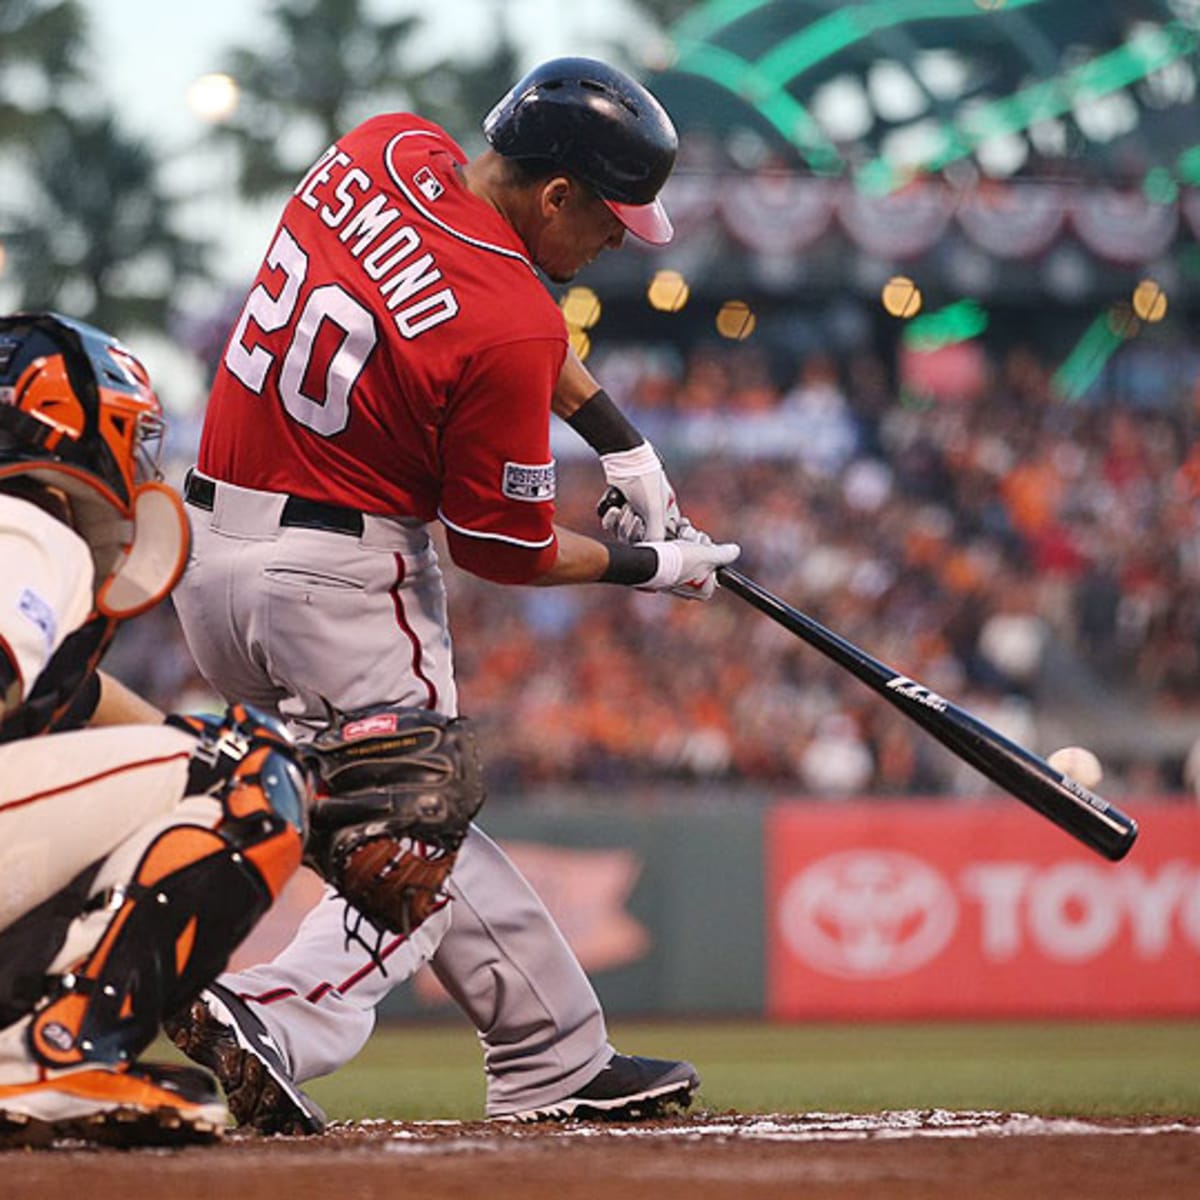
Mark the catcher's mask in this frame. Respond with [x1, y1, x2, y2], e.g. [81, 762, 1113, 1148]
[0, 311, 188, 617]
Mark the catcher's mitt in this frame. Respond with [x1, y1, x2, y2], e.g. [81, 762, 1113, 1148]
[304, 703, 485, 936]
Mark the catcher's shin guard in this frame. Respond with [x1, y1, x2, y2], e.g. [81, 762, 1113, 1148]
[27, 710, 308, 1070]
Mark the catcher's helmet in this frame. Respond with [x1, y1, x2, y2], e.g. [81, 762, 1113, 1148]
[0, 312, 162, 515]
[483, 57, 678, 245]
[0, 312, 189, 617]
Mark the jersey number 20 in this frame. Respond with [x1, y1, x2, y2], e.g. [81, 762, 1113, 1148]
[224, 226, 377, 437]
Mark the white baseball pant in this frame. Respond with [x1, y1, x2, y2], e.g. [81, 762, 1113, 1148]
[172, 477, 613, 1114]
[0, 725, 219, 1079]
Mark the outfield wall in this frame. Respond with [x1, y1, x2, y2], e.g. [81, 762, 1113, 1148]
[365, 799, 1200, 1020]
[765, 801, 1200, 1019]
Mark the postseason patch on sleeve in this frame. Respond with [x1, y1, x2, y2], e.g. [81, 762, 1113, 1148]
[502, 460, 556, 503]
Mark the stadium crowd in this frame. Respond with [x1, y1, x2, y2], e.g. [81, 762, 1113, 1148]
[107, 330, 1200, 801]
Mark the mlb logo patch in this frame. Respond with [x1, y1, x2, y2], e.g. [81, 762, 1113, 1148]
[413, 166, 444, 202]
[502, 460, 556, 502]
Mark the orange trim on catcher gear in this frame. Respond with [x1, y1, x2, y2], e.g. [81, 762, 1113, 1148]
[30, 881, 144, 1066]
[94, 480, 191, 620]
[224, 749, 276, 820]
[244, 829, 303, 902]
[136, 827, 226, 888]
[0, 1063, 204, 1110]
[9, 354, 87, 443]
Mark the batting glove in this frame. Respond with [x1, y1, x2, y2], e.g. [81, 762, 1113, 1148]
[641, 526, 740, 601]
[599, 442, 681, 543]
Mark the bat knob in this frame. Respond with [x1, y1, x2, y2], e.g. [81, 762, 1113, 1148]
[597, 485, 626, 520]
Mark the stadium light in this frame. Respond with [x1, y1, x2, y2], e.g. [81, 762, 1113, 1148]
[648, 270, 691, 313]
[716, 300, 756, 339]
[1132, 279, 1168, 322]
[881, 275, 923, 318]
[568, 328, 592, 360]
[561, 287, 602, 329]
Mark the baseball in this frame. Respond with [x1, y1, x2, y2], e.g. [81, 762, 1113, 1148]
[1047, 746, 1103, 790]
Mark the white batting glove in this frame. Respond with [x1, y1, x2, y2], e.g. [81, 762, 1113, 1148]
[641, 527, 740, 601]
[599, 442, 681, 543]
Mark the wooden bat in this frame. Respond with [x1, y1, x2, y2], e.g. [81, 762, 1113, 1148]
[716, 567, 1138, 862]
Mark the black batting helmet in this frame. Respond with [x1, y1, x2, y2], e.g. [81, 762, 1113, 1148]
[483, 57, 678, 246]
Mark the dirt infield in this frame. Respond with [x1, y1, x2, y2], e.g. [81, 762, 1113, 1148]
[6, 1110, 1199, 1200]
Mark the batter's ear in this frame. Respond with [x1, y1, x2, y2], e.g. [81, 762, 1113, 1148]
[539, 176, 574, 217]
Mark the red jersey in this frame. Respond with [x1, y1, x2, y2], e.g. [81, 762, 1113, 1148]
[199, 115, 567, 583]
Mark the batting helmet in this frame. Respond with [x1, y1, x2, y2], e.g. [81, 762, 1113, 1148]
[483, 57, 678, 246]
[0, 312, 189, 617]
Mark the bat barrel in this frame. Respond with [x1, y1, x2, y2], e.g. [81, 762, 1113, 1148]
[717, 567, 1139, 862]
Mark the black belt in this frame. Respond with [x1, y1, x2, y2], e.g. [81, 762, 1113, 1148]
[183, 470, 365, 537]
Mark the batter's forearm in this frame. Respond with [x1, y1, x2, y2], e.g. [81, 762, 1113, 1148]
[532, 526, 614, 585]
[551, 346, 603, 420]
[554, 349, 644, 454]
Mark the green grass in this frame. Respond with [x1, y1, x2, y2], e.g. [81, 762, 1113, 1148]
[196, 1019, 1200, 1122]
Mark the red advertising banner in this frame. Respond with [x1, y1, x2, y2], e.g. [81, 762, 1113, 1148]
[766, 802, 1200, 1018]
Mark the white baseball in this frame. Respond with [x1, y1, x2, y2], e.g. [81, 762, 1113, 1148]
[1047, 746, 1103, 790]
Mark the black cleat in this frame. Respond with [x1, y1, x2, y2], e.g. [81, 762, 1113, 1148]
[165, 982, 326, 1136]
[505, 1054, 700, 1122]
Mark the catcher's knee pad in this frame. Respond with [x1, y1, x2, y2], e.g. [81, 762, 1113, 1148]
[27, 705, 310, 1069]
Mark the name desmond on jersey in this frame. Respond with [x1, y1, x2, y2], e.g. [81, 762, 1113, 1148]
[292, 144, 458, 340]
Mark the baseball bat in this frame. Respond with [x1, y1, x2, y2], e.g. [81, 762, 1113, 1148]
[715, 566, 1138, 861]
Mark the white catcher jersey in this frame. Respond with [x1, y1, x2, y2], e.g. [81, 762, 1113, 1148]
[0, 495, 94, 699]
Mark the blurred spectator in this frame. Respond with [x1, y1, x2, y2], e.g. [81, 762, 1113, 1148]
[108, 333, 1200, 800]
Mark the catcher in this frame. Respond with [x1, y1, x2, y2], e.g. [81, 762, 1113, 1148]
[0, 312, 458, 1148]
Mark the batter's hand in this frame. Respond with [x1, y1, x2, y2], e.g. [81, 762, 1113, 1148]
[599, 442, 681, 542]
[641, 530, 740, 601]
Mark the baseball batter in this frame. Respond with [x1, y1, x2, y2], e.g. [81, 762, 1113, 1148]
[0, 313, 315, 1147]
[168, 58, 737, 1130]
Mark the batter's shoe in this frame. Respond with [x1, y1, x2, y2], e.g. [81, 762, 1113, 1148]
[505, 1054, 700, 1122]
[164, 982, 326, 1136]
[0, 1061, 227, 1148]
